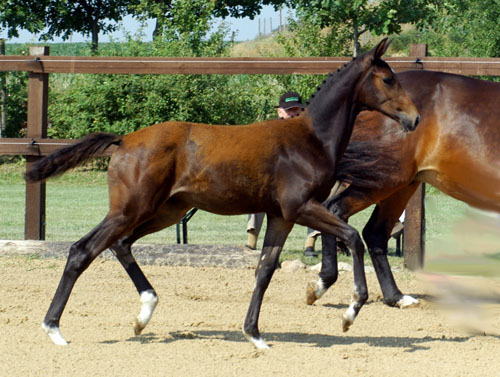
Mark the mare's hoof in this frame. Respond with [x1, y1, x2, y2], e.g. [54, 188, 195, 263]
[396, 295, 419, 308]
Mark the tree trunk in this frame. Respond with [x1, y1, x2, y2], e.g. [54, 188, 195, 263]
[353, 23, 361, 57]
[91, 22, 99, 54]
[0, 39, 5, 138]
[153, 18, 161, 39]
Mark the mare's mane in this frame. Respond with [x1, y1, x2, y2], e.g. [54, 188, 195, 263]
[335, 138, 401, 190]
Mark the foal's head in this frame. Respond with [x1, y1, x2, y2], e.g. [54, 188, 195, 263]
[356, 38, 420, 132]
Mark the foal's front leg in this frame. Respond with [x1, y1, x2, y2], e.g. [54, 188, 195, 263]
[243, 216, 293, 349]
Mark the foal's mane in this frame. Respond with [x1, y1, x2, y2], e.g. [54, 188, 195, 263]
[301, 54, 401, 190]
[304, 58, 360, 116]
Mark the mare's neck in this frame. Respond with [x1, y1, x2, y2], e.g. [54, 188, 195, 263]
[306, 63, 364, 163]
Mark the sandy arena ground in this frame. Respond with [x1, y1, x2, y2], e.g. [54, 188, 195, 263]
[1, 255, 499, 377]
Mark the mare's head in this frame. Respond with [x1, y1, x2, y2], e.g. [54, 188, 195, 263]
[355, 38, 420, 132]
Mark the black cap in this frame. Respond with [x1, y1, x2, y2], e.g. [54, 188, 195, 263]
[276, 91, 303, 109]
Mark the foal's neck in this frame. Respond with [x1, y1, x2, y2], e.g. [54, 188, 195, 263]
[306, 61, 364, 163]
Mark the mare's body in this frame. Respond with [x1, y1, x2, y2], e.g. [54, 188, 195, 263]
[26, 39, 419, 348]
[308, 69, 500, 309]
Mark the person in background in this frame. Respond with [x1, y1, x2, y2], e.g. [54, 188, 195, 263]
[246, 91, 317, 253]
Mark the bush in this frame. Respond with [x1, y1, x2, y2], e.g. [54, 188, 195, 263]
[46, 2, 286, 138]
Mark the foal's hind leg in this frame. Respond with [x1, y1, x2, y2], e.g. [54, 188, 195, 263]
[110, 201, 191, 336]
[43, 214, 136, 345]
[110, 241, 159, 336]
[243, 216, 293, 349]
[290, 199, 368, 332]
[306, 190, 365, 306]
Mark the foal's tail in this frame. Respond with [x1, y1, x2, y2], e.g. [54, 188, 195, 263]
[24, 133, 122, 183]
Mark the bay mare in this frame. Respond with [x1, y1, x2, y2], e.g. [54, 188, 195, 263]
[25, 39, 419, 349]
[307, 70, 500, 318]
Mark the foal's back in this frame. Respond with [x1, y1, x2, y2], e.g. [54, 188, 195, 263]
[108, 115, 325, 215]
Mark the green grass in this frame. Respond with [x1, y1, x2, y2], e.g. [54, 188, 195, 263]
[0, 162, 469, 266]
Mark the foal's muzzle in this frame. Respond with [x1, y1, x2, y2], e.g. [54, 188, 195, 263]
[400, 113, 420, 132]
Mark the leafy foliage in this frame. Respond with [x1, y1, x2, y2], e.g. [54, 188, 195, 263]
[41, 0, 131, 53]
[46, 2, 285, 139]
[288, 0, 445, 55]
[0, 0, 45, 38]
[0, 46, 28, 138]
[131, 0, 288, 39]
[433, 0, 500, 57]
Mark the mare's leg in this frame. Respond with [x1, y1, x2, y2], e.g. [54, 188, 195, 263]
[110, 200, 191, 335]
[43, 213, 139, 345]
[243, 216, 293, 349]
[362, 184, 420, 307]
[290, 198, 368, 332]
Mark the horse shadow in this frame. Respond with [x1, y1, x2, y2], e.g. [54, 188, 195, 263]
[116, 329, 474, 353]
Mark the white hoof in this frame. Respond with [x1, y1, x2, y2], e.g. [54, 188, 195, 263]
[396, 295, 419, 308]
[42, 323, 68, 346]
[242, 328, 270, 349]
[134, 290, 158, 335]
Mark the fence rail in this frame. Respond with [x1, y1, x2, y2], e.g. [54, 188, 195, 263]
[1, 44, 500, 269]
[1, 55, 500, 75]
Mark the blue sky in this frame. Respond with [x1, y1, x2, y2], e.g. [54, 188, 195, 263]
[1, 5, 291, 43]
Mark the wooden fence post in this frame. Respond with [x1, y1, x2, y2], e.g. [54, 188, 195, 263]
[403, 44, 427, 270]
[25, 46, 49, 240]
[0, 39, 5, 138]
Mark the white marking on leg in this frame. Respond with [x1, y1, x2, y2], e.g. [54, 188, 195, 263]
[306, 278, 327, 305]
[342, 284, 360, 331]
[134, 290, 158, 335]
[396, 295, 419, 308]
[313, 278, 326, 299]
[343, 304, 357, 324]
[42, 323, 68, 346]
[242, 327, 270, 350]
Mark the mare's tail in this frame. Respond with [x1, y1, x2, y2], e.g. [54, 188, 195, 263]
[24, 133, 122, 183]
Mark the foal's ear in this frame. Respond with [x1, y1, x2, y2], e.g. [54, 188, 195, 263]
[373, 38, 392, 60]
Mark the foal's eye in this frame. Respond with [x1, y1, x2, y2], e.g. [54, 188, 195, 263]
[383, 76, 394, 86]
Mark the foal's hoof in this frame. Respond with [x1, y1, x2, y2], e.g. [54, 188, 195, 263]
[42, 323, 68, 346]
[134, 290, 158, 336]
[342, 315, 353, 333]
[133, 319, 146, 336]
[242, 327, 270, 350]
[306, 282, 319, 305]
[306, 280, 325, 305]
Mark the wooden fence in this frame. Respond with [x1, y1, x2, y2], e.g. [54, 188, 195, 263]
[1, 43, 500, 269]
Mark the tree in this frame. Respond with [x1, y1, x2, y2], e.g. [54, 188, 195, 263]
[130, 0, 288, 39]
[0, 0, 45, 38]
[41, 0, 133, 53]
[289, 0, 443, 56]
[433, 0, 500, 57]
